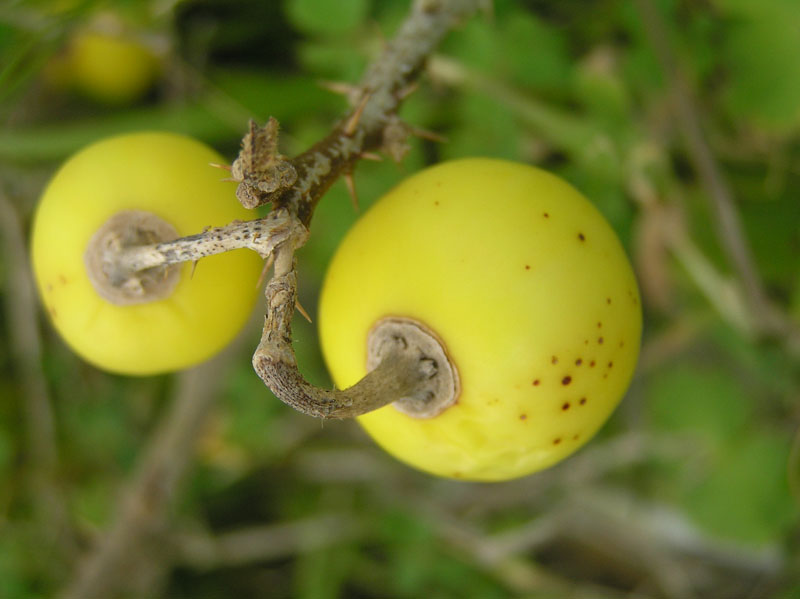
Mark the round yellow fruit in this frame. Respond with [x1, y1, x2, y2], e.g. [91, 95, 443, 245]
[69, 30, 160, 105]
[319, 158, 642, 481]
[31, 132, 262, 375]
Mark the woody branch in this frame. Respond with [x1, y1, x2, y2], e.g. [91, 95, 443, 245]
[104, 0, 482, 418]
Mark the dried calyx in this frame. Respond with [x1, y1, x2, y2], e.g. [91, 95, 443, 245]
[84, 210, 180, 305]
[366, 317, 460, 418]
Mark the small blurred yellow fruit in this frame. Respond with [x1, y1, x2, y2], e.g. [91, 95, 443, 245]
[69, 29, 160, 105]
[31, 132, 262, 375]
[319, 158, 642, 481]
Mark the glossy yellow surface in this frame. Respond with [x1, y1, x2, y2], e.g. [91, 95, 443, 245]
[319, 159, 642, 481]
[31, 132, 262, 375]
[70, 31, 159, 104]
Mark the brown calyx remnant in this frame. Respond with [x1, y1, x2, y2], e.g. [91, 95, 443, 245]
[366, 317, 460, 419]
[84, 211, 180, 306]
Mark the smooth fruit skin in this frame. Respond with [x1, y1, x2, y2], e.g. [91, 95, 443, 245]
[31, 132, 263, 375]
[319, 158, 642, 481]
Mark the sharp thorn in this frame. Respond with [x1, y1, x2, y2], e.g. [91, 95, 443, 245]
[411, 126, 447, 143]
[396, 81, 419, 100]
[344, 91, 371, 136]
[296, 298, 313, 323]
[190, 260, 199, 279]
[343, 171, 359, 212]
[209, 162, 232, 171]
[318, 80, 358, 97]
[256, 254, 275, 289]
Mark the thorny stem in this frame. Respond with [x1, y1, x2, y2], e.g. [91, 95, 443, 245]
[103, 0, 482, 418]
[252, 246, 439, 419]
[247, 0, 483, 417]
[112, 0, 482, 272]
[113, 209, 304, 273]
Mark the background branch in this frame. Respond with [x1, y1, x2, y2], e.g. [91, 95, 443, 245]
[635, 0, 797, 342]
[58, 342, 240, 599]
[0, 187, 73, 555]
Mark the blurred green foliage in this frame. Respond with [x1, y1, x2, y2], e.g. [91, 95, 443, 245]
[1, 0, 799, 597]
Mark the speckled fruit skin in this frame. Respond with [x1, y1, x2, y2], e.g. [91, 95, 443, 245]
[31, 132, 262, 375]
[319, 158, 642, 481]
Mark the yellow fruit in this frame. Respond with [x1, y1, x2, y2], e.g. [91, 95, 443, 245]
[31, 132, 262, 375]
[319, 158, 642, 481]
[69, 30, 160, 105]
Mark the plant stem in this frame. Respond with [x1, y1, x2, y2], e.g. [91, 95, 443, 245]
[252, 247, 441, 419]
[106, 0, 483, 417]
[635, 0, 791, 339]
[112, 209, 304, 272]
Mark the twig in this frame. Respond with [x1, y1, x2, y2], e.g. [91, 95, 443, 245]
[173, 514, 363, 570]
[0, 188, 73, 552]
[100, 0, 483, 419]
[58, 344, 239, 599]
[113, 208, 304, 272]
[248, 0, 482, 417]
[251, 246, 444, 418]
[635, 0, 795, 341]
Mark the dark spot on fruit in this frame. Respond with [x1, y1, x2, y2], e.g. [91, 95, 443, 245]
[573, 434, 581, 440]
[525, 264, 531, 270]
[603, 373, 608, 379]
[608, 361, 613, 368]
[562, 402, 570, 411]
[519, 414, 527, 421]
[434, 201, 440, 206]
[579, 397, 587, 405]
[575, 358, 582, 366]
[543, 212, 550, 218]
[561, 376, 572, 386]
[578, 233, 586, 241]
[58, 275, 68, 285]
[532, 379, 541, 386]
[597, 321, 602, 328]
[551, 356, 558, 365]
[598, 337, 604, 344]
[619, 341, 625, 348]
[553, 438, 562, 445]
[606, 297, 612, 305]
[589, 360, 596, 368]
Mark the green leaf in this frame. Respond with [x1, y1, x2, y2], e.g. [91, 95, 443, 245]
[296, 39, 368, 81]
[500, 12, 571, 92]
[284, 0, 370, 36]
[441, 93, 522, 161]
[683, 432, 797, 544]
[722, 13, 800, 131]
[647, 364, 752, 446]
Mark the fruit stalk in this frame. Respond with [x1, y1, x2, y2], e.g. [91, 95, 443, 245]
[110, 209, 303, 273]
[253, 247, 441, 419]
